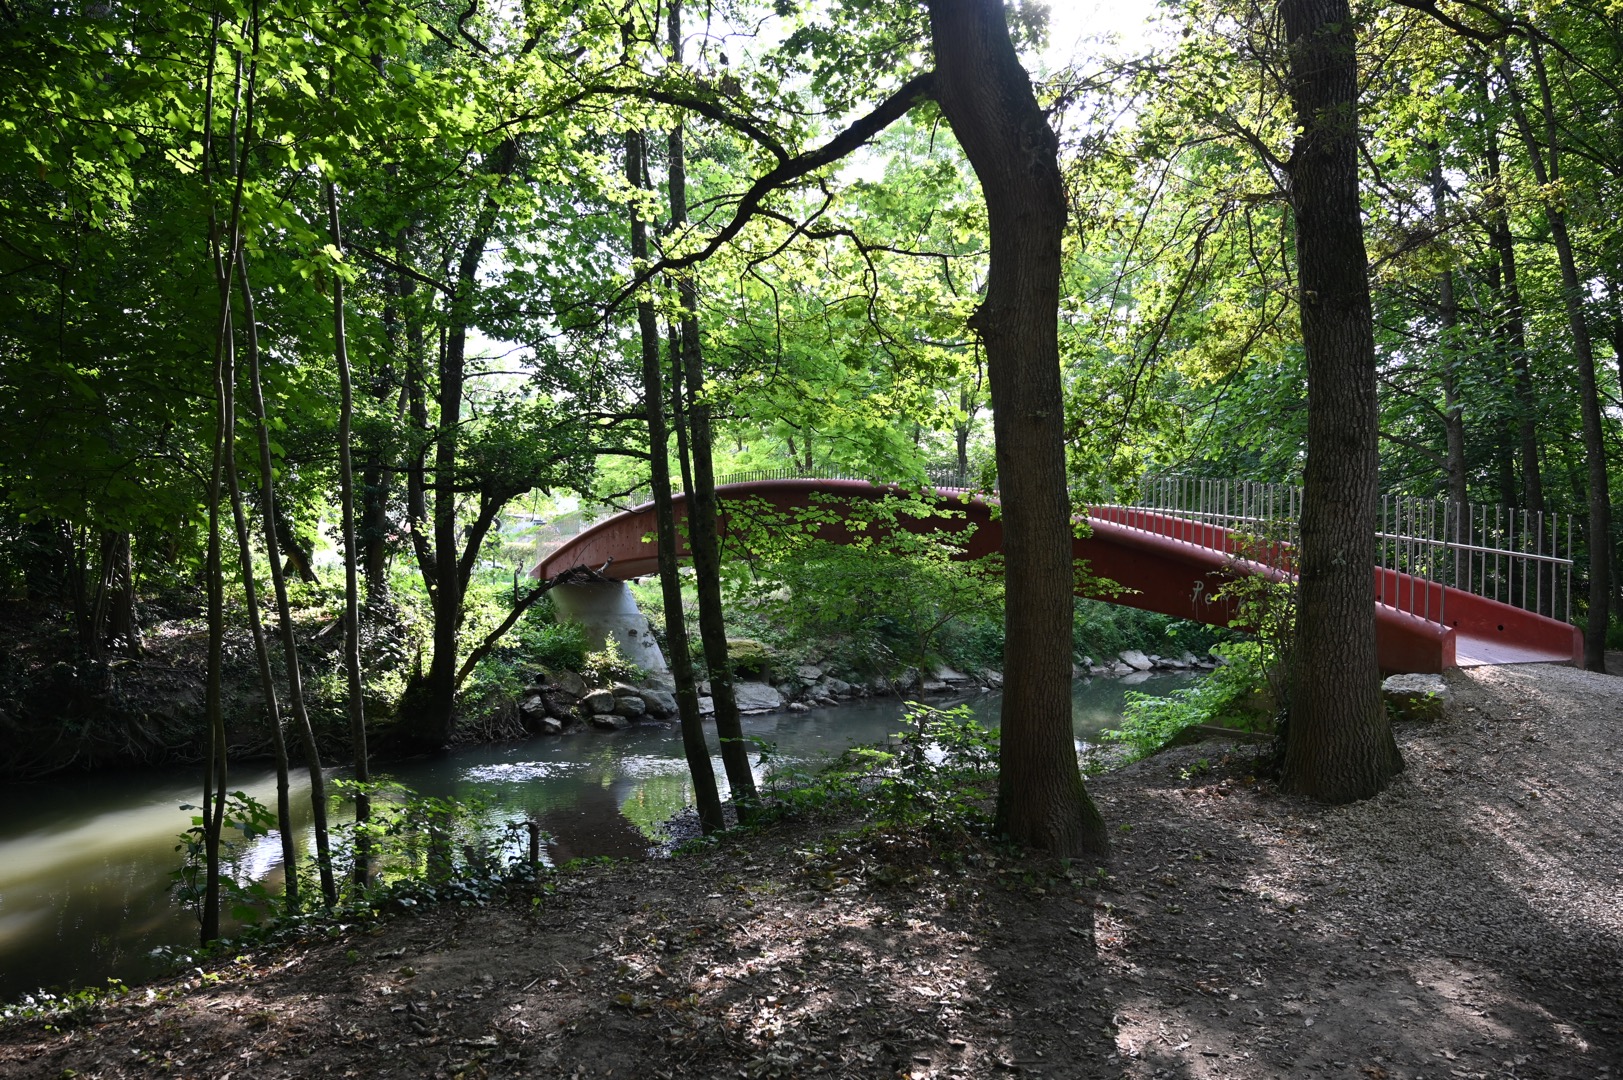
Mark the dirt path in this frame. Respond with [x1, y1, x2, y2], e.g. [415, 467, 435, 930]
[1, 663, 1618, 1079]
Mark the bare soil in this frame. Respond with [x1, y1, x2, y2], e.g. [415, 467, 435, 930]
[2, 661, 1619, 1079]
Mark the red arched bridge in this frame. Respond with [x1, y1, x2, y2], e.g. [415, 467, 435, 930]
[530, 473, 1581, 675]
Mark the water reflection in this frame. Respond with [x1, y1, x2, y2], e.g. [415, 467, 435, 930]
[0, 674, 1192, 1000]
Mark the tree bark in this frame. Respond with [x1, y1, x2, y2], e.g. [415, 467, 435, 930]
[630, 128, 724, 834]
[1278, 0, 1402, 802]
[927, 0, 1109, 857]
[668, 0, 758, 819]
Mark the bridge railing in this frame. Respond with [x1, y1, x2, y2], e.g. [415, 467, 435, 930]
[1125, 475, 1575, 625]
[533, 469, 1575, 628]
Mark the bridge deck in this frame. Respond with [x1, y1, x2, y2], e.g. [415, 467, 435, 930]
[1453, 634, 1579, 667]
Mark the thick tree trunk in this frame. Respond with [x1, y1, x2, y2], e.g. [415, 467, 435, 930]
[927, 0, 1109, 857]
[629, 129, 724, 834]
[668, 0, 758, 819]
[1503, 46, 1610, 671]
[1278, 0, 1402, 802]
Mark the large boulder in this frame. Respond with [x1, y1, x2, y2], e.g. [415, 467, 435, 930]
[727, 638, 773, 679]
[542, 692, 577, 722]
[1383, 673, 1449, 722]
[612, 693, 648, 719]
[733, 681, 785, 714]
[581, 688, 617, 715]
[1118, 650, 1154, 671]
[589, 712, 630, 731]
[823, 677, 854, 698]
[795, 664, 825, 685]
[551, 669, 588, 697]
[637, 687, 677, 718]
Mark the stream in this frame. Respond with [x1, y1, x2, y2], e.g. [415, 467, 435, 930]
[0, 672, 1193, 1002]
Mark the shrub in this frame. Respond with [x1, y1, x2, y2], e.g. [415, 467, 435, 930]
[1103, 640, 1273, 761]
[523, 618, 590, 673]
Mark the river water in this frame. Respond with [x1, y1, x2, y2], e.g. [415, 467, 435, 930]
[0, 673, 1192, 1002]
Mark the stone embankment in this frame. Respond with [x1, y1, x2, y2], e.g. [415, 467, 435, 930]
[515, 648, 1220, 735]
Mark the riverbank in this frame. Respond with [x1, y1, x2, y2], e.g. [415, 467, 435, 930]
[3, 661, 1618, 1078]
[0, 587, 1216, 778]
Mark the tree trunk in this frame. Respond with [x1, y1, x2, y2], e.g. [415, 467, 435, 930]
[101, 531, 138, 654]
[1503, 45, 1610, 671]
[202, 281, 230, 946]
[1482, 93, 1543, 513]
[1278, 0, 1402, 802]
[668, 0, 758, 819]
[242, 253, 339, 909]
[233, 249, 299, 913]
[198, 20, 243, 945]
[403, 140, 520, 750]
[327, 181, 371, 878]
[630, 129, 724, 834]
[927, 0, 1109, 857]
[1428, 158, 1468, 512]
[272, 500, 319, 584]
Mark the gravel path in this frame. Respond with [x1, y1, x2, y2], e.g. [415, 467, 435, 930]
[1090, 661, 1623, 1078]
[1, 662, 1617, 1079]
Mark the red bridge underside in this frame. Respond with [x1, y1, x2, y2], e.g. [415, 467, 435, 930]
[532, 479, 1581, 675]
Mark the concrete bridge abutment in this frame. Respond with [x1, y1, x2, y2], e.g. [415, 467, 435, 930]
[551, 580, 670, 683]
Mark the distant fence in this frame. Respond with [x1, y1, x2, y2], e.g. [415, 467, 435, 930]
[1124, 475, 1574, 625]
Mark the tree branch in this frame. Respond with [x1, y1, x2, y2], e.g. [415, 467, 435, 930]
[597, 71, 937, 320]
[454, 577, 558, 689]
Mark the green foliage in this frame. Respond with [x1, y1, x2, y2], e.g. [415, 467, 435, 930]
[769, 702, 999, 839]
[716, 493, 1005, 676]
[580, 638, 646, 686]
[1071, 599, 1225, 661]
[1103, 640, 1272, 761]
[1103, 568, 1293, 761]
[515, 605, 590, 673]
[331, 780, 510, 901]
[0, 978, 131, 1027]
[171, 792, 281, 926]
